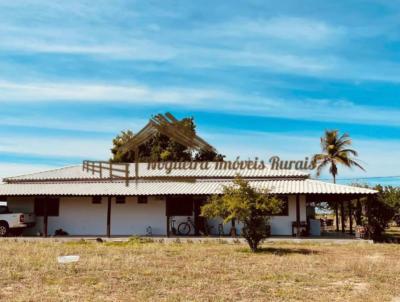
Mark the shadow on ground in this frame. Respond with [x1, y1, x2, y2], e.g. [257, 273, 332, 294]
[240, 247, 319, 255]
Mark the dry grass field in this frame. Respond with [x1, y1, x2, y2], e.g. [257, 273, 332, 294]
[0, 238, 399, 302]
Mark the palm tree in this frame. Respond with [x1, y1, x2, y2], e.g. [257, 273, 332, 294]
[312, 130, 365, 232]
[312, 130, 365, 184]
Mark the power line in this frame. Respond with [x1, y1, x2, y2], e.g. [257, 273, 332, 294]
[319, 175, 400, 181]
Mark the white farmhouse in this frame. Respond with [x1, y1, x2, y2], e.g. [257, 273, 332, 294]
[0, 161, 376, 237]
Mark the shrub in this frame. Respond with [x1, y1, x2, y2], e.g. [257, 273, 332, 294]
[201, 177, 282, 252]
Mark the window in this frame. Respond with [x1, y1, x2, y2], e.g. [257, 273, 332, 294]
[92, 196, 102, 204]
[137, 196, 148, 204]
[270, 196, 289, 216]
[34, 197, 60, 217]
[115, 196, 126, 204]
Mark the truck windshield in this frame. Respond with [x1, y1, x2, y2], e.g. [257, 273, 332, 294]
[0, 206, 10, 214]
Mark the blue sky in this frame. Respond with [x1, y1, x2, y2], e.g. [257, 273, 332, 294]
[0, 0, 399, 185]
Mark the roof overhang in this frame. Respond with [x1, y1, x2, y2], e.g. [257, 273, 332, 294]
[0, 179, 377, 197]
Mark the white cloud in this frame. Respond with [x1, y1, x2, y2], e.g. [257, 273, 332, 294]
[1, 80, 400, 128]
[0, 135, 111, 159]
[203, 49, 330, 73]
[0, 115, 148, 134]
[1, 35, 177, 61]
[195, 94, 400, 127]
[212, 17, 344, 45]
[0, 80, 230, 104]
[224, 97, 400, 127]
[0, 21, 332, 74]
[1, 13, 400, 83]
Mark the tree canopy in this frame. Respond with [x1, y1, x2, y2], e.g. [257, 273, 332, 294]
[351, 183, 400, 241]
[111, 117, 224, 162]
[366, 185, 400, 240]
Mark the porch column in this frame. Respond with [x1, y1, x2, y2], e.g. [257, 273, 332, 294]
[335, 202, 339, 232]
[166, 215, 170, 237]
[107, 196, 112, 237]
[340, 201, 345, 233]
[166, 197, 170, 237]
[355, 198, 362, 225]
[193, 198, 200, 236]
[296, 194, 301, 237]
[349, 200, 353, 235]
[43, 198, 48, 238]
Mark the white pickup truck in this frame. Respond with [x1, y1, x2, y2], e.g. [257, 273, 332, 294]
[0, 205, 35, 236]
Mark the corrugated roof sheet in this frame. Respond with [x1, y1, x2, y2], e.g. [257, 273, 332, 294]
[4, 163, 309, 182]
[0, 179, 377, 196]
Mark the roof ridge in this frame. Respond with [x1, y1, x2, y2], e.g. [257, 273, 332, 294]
[4, 164, 82, 181]
[6, 162, 310, 182]
[306, 179, 378, 192]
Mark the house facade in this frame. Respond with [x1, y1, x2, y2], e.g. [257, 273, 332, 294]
[0, 161, 376, 237]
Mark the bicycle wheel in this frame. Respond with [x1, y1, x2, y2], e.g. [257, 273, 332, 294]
[177, 222, 191, 235]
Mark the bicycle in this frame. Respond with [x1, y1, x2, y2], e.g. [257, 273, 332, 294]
[177, 217, 213, 236]
[177, 217, 195, 235]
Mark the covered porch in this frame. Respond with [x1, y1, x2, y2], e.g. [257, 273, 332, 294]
[2, 192, 373, 239]
[307, 193, 374, 238]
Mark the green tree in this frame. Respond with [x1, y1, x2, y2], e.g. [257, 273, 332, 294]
[351, 183, 400, 240]
[110, 130, 136, 162]
[366, 185, 400, 240]
[312, 130, 365, 183]
[376, 185, 400, 212]
[111, 117, 224, 162]
[201, 177, 282, 252]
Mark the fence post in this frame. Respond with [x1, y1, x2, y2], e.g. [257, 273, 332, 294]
[125, 164, 129, 187]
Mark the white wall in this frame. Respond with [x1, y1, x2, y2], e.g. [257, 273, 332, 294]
[8, 196, 108, 236]
[6, 194, 307, 236]
[8, 196, 167, 236]
[111, 196, 166, 236]
[53, 197, 108, 236]
[270, 195, 307, 236]
[207, 195, 306, 236]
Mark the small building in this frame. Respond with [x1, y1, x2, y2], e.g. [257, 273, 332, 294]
[0, 161, 376, 237]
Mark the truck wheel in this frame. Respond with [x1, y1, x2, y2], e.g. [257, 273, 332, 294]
[0, 222, 9, 237]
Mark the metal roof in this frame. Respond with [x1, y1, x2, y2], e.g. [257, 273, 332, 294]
[0, 179, 377, 196]
[4, 163, 309, 182]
